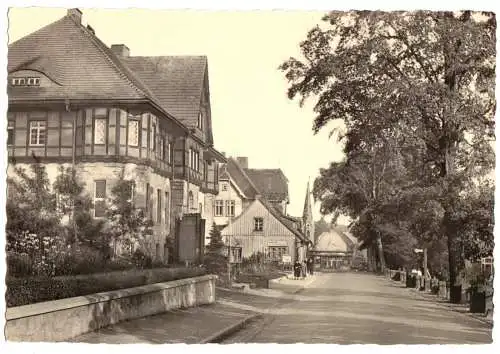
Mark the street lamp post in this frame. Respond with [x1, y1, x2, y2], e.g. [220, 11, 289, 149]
[227, 181, 232, 287]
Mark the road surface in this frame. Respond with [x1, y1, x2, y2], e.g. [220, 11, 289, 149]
[219, 272, 492, 344]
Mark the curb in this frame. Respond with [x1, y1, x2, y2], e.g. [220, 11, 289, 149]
[198, 313, 262, 343]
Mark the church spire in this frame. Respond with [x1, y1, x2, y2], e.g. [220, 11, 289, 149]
[302, 178, 315, 244]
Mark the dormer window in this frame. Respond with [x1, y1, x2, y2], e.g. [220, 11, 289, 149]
[198, 112, 203, 130]
[11, 77, 40, 86]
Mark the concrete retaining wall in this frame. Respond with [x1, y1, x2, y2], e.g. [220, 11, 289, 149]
[5, 274, 216, 342]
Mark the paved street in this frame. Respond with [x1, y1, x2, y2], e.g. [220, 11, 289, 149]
[220, 272, 493, 344]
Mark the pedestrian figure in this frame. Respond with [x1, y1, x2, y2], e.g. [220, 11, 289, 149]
[293, 261, 301, 279]
[302, 261, 308, 279]
[307, 257, 314, 275]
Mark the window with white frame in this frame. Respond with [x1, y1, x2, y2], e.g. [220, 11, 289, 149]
[225, 200, 235, 217]
[128, 182, 135, 203]
[214, 200, 224, 216]
[165, 191, 170, 228]
[157, 189, 162, 224]
[151, 122, 156, 151]
[221, 183, 228, 191]
[128, 119, 139, 147]
[29, 121, 46, 146]
[188, 191, 194, 210]
[94, 180, 107, 217]
[167, 142, 172, 164]
[189, 149, 200, 171]
[254, 217, 264, 232]
[160, 137, 165, 160]
[11, 77, 40, 86]
[230, 247, 242, 263]
[267, 246, 288, 261]
[94, 118, 106, 144]
[7, 121, 14, 145]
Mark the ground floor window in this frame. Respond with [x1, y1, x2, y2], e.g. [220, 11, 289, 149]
[229, 247, 242, 263]
[267, 246, 288, 262]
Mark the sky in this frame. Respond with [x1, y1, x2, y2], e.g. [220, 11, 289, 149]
[7, 7, 348, 222]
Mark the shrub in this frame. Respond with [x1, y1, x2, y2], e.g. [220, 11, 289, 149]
[6, 252, 34, 277]
[6, 266, 207, 307]
[132, 249, 153, 269]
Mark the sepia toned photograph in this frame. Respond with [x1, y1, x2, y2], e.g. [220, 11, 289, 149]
[2, 5, 495, 345]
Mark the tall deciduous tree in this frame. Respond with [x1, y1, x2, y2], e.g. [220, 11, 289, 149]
[281, 11, 495, 287]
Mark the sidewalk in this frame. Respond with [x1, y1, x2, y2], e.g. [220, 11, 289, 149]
[71, 303, 259, 344]
[385, 278, 493, 326]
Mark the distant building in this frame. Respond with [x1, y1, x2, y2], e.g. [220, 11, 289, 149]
[311, 226, 365, 270]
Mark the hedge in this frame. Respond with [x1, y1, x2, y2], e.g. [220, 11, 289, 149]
[6, 266, 207, 307]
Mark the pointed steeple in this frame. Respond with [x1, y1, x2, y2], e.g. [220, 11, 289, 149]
[302, 178, 315, 244]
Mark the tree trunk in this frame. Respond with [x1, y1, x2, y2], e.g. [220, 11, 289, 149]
[376, 234, 386, 273]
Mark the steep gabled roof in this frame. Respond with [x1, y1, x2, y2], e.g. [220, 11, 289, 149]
[244, 168, 289, 202]
[259, 197, 306, 243]
[221, 197, 306, 243]
[122, 56, 208, 131]
[8, 15, 153, 102]
[222, 158, 260, 199]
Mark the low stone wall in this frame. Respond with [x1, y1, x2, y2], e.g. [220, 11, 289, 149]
[5, 274, 216, 342]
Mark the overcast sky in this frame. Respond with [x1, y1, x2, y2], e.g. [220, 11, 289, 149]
[8, 8, 348, 222]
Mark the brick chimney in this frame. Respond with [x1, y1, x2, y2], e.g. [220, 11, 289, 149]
[111, 44, 130, 57]
[67, 8, 82, 24]
[236, 156, 248, 169]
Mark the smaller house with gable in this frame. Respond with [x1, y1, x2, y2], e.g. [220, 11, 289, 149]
[217, 157, 309, 264]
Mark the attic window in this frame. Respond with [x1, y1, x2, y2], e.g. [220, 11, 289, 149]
[198, 112, 203, 129]
[11, 77, 40, 86]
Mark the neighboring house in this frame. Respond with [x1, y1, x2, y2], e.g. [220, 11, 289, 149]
[6, 9, 226, 263]
[311, 226, 366, 269]
[220, 196, 306, 263]
[217, 157, 310, 263]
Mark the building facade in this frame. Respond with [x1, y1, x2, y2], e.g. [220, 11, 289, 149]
[215, 157, 307, 263]
[7, 9, 226, 262]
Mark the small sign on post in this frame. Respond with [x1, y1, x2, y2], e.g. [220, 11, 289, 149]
[282, 255, 292, 264]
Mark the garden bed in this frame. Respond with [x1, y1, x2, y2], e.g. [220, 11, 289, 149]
[6, 266, 207, 307]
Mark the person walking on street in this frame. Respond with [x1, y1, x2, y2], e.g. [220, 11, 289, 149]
[307, 257, 314, 275]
